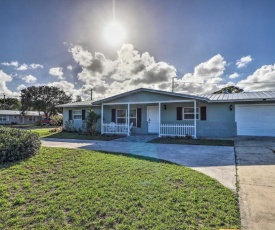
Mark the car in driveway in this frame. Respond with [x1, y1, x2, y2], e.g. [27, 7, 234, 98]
[42, 118, 51, 125]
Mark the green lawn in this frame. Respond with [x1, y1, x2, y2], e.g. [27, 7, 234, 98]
[0, 147, 240, 229]
[149, 137, 235, 146]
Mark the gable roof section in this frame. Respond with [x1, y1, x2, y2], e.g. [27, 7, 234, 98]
[0, 110, 44, 116]
[92, 88, 207, 105]
[56, 100, 97, 108]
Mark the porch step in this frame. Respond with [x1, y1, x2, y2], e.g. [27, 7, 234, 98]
[111, 135, 158, 143]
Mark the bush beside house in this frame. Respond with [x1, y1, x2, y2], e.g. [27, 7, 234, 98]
[0, 127, 41, 163]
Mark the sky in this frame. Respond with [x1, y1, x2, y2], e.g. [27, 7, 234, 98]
[1, 0, 275, 100]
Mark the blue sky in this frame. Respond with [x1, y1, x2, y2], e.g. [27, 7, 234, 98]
[1, 0, 275, 99]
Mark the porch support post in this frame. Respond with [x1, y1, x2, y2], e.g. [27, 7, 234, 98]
[101, 104, 104, 134]
[127, 103, 130, 136]
[158, 102, 161, 137]
[194, 100, 197, 139]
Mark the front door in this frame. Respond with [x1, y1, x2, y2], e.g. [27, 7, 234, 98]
[147, 106, 159, 133]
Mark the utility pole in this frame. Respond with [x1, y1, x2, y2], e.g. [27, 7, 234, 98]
[3, 94, 6, 110]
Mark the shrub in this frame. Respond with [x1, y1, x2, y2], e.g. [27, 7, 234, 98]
[84, 110, 101, 134]
[63, 120, 75, 132]
[0, 127, 41, 163]
[50, 115, 63, 126]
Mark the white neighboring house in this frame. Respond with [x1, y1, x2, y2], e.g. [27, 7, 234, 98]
[0, 110, 45, 125]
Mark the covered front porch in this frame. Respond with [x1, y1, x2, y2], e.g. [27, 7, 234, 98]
[100, 100, 198, 138]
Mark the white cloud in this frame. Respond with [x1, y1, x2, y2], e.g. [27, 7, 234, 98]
[17, 64, 28, 71]
[3, 62, 44, 70]
[69, 43, 177, 99]
[0, 70, 13, 95]
[1, 61, 19, 67]
[236, 55, 252, 68]
[30, 63, 44, 69]
[17, 84, 26, 91]
[67, 65, 73, 70]
[22, 75, 37, 83]
[48, 81, 81, 99]
[49, 67, 64, 80]
[174, 54, 227, 94]
[229, 72, 239, 79]
[237, 64, 275, 91]
[69, 44, 93, 67]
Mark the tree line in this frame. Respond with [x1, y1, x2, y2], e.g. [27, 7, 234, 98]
[1, 86, 72, 118]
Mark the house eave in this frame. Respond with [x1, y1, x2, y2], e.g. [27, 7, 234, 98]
[92, 88, 208, 105]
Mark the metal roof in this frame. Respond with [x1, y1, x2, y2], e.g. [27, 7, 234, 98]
[56, 100, 97, 108]
[56, 89, 275, 108]
[202, 91, 275, 102]
[0, 110, 44, 116]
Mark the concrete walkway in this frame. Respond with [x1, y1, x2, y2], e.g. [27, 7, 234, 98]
[42, 138, 236, 190]
[235, 137, 275, 230]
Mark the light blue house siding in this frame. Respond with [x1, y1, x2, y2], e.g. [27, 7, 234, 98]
[63, 107, 101, 131]
[99, 91, 236, 137]
[160, 102, 236, 137]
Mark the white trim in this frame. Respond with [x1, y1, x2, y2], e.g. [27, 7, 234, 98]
[72, 110, 82, 120]
[182, 107, 200, 120]
[101, 104, 103, 134]
[127, 103, 130, 136]
[235, 104, 275, 107]
[158, 102, 161, 137]
[194, 100, 197, 139]
[102, 99, 195, 106]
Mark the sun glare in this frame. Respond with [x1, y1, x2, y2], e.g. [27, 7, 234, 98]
[104, 21, 126, 46]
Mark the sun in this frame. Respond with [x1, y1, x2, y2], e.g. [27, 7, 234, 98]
[104, 21, 126, 46]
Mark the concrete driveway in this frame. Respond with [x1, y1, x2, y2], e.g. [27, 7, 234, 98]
[235, 137, 275, 230]
[42, 138, 236, 190]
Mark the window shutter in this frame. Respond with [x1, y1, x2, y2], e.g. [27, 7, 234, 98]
[111, 109, 116, 122]
[200, 106, 206, 120]
[137, 108, 142, 128]
[176, 107, 182, 120]
[82, 109, 86, 120]
[69, 110, 72, 120]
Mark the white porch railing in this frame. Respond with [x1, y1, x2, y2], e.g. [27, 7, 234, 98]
[159, 124, 195, 137]
[102, 123, 129, 135]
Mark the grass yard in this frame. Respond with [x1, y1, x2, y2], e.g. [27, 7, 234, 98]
[149, 137, 235, 146]
[0, 147, 240, 229]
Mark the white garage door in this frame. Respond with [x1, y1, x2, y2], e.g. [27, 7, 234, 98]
[235, 104, 275, 136]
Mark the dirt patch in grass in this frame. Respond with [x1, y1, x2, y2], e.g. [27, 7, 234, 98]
[0, 147, 240, 229]
[43, 131, 124, 141]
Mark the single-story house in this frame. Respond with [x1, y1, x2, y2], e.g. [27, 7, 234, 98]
[0, 110, 44, 125]
[57, 88, 275, 137]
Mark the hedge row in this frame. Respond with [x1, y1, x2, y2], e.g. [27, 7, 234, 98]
[0, 127, 41, 163]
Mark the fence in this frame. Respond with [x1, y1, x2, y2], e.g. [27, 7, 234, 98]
[159, 124, 195, 137]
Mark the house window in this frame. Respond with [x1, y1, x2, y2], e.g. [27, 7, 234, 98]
[116, 109, 137, 127]
[14, 116, 17, 118]
[73, 110, 82, 120]
[183, 107, 200, 120]
[0, 115, 8, 121]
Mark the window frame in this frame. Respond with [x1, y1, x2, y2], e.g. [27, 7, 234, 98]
[116, 109, 137, 127]
[0, 115, 9, 121]
[182, 107, 200, 120]
[73, 110, 82, 120]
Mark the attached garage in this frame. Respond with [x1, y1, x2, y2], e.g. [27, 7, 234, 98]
[235, 104, 275, 136]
